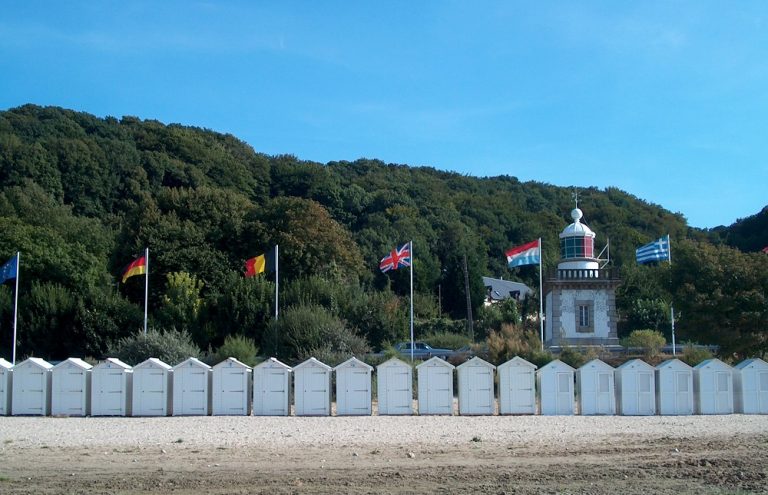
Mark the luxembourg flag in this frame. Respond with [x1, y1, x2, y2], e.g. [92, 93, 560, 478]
[506, 239, 541, 268]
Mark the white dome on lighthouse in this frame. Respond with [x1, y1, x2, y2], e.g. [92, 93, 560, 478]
[559, 208, 595, 239]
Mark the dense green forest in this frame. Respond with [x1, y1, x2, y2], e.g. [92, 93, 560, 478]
[1, 105, 766, 363]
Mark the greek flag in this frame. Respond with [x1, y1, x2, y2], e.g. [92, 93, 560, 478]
[636, 235, 670, 264]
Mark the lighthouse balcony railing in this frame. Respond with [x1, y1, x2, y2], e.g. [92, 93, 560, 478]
[549, 268, 617, 281]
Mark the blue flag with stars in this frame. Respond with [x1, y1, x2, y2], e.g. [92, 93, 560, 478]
[0, 255, 18, 284]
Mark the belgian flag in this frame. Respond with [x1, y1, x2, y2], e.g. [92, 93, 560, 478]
[245, 247, 276, 277]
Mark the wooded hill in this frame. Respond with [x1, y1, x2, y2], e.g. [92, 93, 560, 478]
[1, 104, 766, 361]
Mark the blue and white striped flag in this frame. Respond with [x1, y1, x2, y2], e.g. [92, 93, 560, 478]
[636, 235, 670, 264]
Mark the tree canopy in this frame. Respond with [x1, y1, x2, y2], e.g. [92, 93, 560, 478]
[0, 104, 765, 362]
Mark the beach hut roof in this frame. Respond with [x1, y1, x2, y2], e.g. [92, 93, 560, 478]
[294, 357, 332, 371]
[254, 357, 292, 371]
[334, 356, 373, 371]
[457, 356, 496, 370]
[53, 357, 92, 370]
[415, 356, 455, 370]
[497, 356, 538, 370]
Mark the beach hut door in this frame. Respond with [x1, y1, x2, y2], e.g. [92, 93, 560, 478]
[181, 368, 207, 414]
[556, 372, 572, 414]
[759, 371, 768, 412]
[306, 370, 329, 414]
[636, 372, 653, 414]
[513, 369, 534, 409]
[675, 371, 691, 413]
[263, 370, 288, 415]
[596, 372, 612, 413]
[58, 368, 85, 414]
[715, 371, 730, 412]
[384, 366, 411, 413]
[19, 367, 45, 414]
[347, 369, 370, 413]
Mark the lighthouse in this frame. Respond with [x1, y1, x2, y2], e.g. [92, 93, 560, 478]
[544, 207, 621, 348]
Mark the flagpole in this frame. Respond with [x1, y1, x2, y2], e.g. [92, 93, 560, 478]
[409, 240, 414, 363]
[11, 252, 19, 365]
[143, 248, 149, 335]
[275, 244, 279, 320]
[668, 236, 675, 356]
[538, 238, 544, 352]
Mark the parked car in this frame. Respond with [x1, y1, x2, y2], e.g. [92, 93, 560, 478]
[391, 341, 454, 360]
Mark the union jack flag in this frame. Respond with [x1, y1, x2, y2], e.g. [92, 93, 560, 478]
[380, 243, 411, 273]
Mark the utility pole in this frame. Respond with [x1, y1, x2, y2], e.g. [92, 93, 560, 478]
[462, 254, 474, 341]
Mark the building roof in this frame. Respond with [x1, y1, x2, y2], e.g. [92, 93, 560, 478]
[94, 357, 132, 370]
[617, 358, 655, 371]
[173, 357, 211, 370]
[656, 358, 693, 371]
[482, 276, 533, 302]
[134, 357, 172, 370]
[334, 356, 373, 372]
[53, 357, 93, 371]
[734, 358, 768, 370]
[537, 359, 575, 373]
[294, 357, 332, 371]
[694, 358, 732, 370]
[18, 357, 53, 370]
[497, 356, 538, 370]
[254, 357, 292, 371]
[578, 358, 614, 372]
[559, 208, 596, 239]
[377, 357, 412, 370]
[213, 357, 252, 370]
[457, 356, 496, 370]
[415, 356, 455, 370]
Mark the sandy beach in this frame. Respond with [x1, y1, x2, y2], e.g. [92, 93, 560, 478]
[1, 414, 767, 494]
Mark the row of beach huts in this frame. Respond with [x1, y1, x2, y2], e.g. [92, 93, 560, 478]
[1, 355, 766, 417]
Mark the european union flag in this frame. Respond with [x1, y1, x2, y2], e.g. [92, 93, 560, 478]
[0, 255, 18, 284]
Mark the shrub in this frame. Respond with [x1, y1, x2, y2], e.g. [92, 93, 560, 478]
[486, 323, 544, 365]
[108, 327, 201, 366]
[262, 304, 370, 360]
[422, 331, 471, 351]
[680, 342, 714, 367]
[212, 334, 259, 367]
[622, 329, 666, 358]
[558, 346, 588, 369]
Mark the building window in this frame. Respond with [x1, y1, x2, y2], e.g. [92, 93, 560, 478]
[560, 236, 595, 259]
[579, 305, 590, 327]
[575, 301, 593, 333]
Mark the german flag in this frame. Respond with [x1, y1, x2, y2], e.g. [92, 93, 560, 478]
[245, 248, 275, 277]
[122, 255, 147, 283]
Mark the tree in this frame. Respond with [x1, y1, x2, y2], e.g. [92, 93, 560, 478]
[672, 240, 768, 358]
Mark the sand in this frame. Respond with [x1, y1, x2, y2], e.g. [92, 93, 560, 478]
[1, 414, 767, 494]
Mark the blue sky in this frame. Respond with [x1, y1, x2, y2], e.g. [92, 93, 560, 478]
[1, 1, 766, 228]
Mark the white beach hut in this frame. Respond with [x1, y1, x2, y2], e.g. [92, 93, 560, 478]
[655, 358, 694, 416]
[131, 358, 172, 416]
[416, 357, 455, 415]
[11, 357, 52, 416]
[212, 357, 252, 416]
[253, 357, 292, 416]
[0, 358, 12, 416]
[51, 358, 92, 416]
[497, 356, 537, 415]
[376, 357, 413, 415]
[733, 358, 768, 414]
[577, 359, 616, 416]
[537, 359, 575, 416]
[457, 356, 496, 416]
[172, 357, 211, 416]
[334, 357, 373, 416]
[91, 358, 133, 416]
[294, 357, 332, 416]
[615, 358, 656, 416]
[694, 358, 734, 415]
[91, 358, 132, 416]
